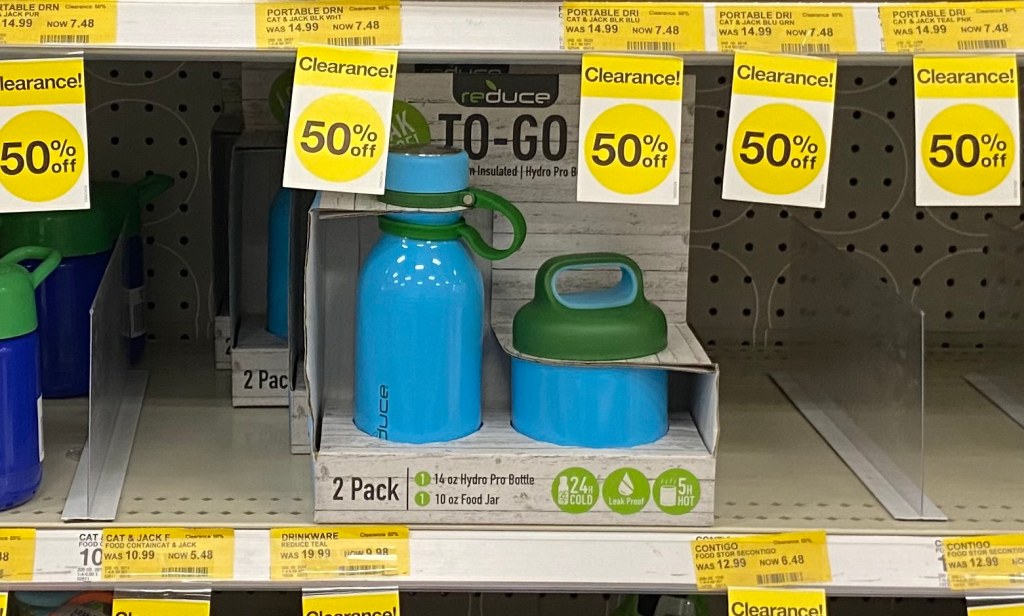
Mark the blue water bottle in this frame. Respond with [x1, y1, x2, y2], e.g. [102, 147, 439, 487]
[0, 247, 60, 510]
[354, 145, 527, 443]
[266, 188, 292, 338]
[0, 206, 119, 398]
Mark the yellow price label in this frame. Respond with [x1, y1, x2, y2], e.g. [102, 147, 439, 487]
[101, 528, 234, 581]
[270, 526, 410, 580]
[0, 529, 36, 582]
[255, 0, 401, 49]
[716, 5, 857, 53]
[691, 531, 832, 590]
[729, 588, 827, 616]
[0, 1, 116, 45]
[111, 598, 210, 616]
[880, 2, 1024, 53]
[942, 535, 1024, 590]
[303, 590, 400, 616]
[969, 606, 1024, 616]
[0, 592, 6, 616]
[562, 2, 704, 52]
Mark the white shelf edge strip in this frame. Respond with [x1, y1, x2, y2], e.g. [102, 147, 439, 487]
[5, 528, 972, 593]
[1, 2, 1000, 54]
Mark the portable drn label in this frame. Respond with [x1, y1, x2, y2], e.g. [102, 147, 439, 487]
[715, 5, 857, 54]
[913, 56, 1020, 206]
[880, 2, 1024, 53]
[255, 0, 401, 49]
[0, 2, 116, 45]
[284, 46, 397, 194]
[723, 52, 836, 208]
[561, 2, 704, 52]
[576, 53, 684, 205]
[0, 58, 89, 213]
[690, 531, 832, 590]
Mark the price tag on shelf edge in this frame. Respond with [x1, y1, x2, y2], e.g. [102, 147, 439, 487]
[303, 588, 400, 616]
[715, 5, 857, 54]
[255, 0, 401, 49]
[0, 2, 116, 46]
[729, 588, 827, 616]
[0, 529, 35, 582]
[913, 55, 1020, 206]
[723, 52, 836, 208]
[270, 525, 410, 580]
[111, 597, 210, 616]
[284, 46, 396, 195]
[880, 2, 1024, 53]
[0, 593, 6, 615]
[690, 530, 832, 590]
[942, 534, 1024, 590]
[0, 58, 89, 213]
[969, 605, 1024, 616]
[577, 53, 684, 205]
[561, 2, 704, 52]
[101, 528, 234, 581]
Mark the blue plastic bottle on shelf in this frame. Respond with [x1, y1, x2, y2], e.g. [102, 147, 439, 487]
[266, 188, 292, 338]
[0, 206, 119, 398]
[354, 145, 527, 443]
[0, 247, 60, 510]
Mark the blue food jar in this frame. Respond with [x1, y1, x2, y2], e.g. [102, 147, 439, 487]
[0, 247, 60, 510]
[0, 205, 119, 398]
[511, 253, 669, 448]
[354, 145, 527, 443]
[266, 188, 293, 339]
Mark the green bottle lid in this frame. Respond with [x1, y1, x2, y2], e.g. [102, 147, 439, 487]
[0, 247, 61, 340]
[513, 253, 668, 361]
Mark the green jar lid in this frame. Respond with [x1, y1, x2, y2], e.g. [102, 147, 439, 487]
[0, 247, 61, 340]
[513, 253, 668, 361]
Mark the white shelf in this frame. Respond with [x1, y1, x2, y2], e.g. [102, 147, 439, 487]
[8, 344, 1024, 594]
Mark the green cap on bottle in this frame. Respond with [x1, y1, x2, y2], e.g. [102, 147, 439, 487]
[0, 247, 61, 340]
[513, 253, 668, 361]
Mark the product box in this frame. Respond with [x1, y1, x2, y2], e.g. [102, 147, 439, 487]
[302, 73, 720, 526]
[227, 131, 292, 406]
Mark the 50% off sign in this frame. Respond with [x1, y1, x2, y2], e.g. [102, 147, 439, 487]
[723, 53, 836, 209]
[577, 54, 684, 205]
[283, 47, 396, 194]
[0, 58, 89, 212]
[914, 55, 1020, 206]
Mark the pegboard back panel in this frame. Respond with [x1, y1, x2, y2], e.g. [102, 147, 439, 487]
[84, 61, 235, 343]
[687, 64, 1024, 351]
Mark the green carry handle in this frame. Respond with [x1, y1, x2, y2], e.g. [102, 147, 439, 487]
[0, 246, 61, 288]
[456, 188, 527, 261]
[536, 252, 646, 310]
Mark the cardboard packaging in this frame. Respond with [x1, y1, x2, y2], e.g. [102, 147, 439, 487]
[300, 72, 719, 526]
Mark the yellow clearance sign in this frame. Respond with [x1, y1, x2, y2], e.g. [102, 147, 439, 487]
[914, 55, 1018, 99]
[580, 53, 684, 100]
[293, 46, 397, 91]
[731, 52, 837, 103]
[0, 58, 85, 106]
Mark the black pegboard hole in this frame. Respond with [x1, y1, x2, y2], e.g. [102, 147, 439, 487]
[913, 277, 922, 286]
[881, 211, 891, 220]
[945, 311, 954, 320]
[916, 211, 925, 220]
[885, 144, 895, 153]
[880, 244, 889, 253]
[981, 278, 989, 287]
[179, 269, 188, 277]
[949, 211, 959, 220]
[914, 244, 924, 253]
[779, 209, 789, 219]
[711, 242, 720, 251]
[179, 203, 189, 213]
[109, 69, 119, 78]
[777, 276, 787, 284]
[711, 209, 721, 218]
[180, 302, 190, 310]
[948, 245, 958, 254]
[179, 236, 189, 246]
[212, 70, 222, 79]
[852, 110, 862, 120]
[883, 178, 893, 187]
[889, 77, 898, 86]
[742, 308, 752, 316]
[179, 137, 188, 146]
[985, 212, 995, 221]
[178, 104, 188, 112]
[146, 269, 155, 278]
[178, 70, 188, 79]
[145, 236, 155, 245]
[979, 311, 987, 320]
[886, 111, 896, 119]
[144, 103, 154, 112]
[744, 242, 754, 252]
[145, 203, 155, 212]
[717, 75, 727, 85]
[716, 109, 726, 118]
[849, 178, 858, 186]
[179, 171, 189, 179]
[212, 104, 223, 113]
[110, 170, 120, 179]
[879, 277, 888, 284]
[946, 278, 955, 287]
[853, 77, 864, 86]
[708, 308, 718, 316]
[743, 275, 752, 284]
[180, 334, 190, 341]
[110, 103, 119, 112]
[941, 342, 951, 349]
[110, 137, 119, 145]
[813, 211, 823, 219]
[715, 143, 724, 152]
[745, 209, 754, 218]
[710, 275, 719, 283]
[847, 210, 857, 219]
[145, 137, 154, 145]
[144, 70, 154, 78]
[713, 176, 722, 185]
[147, 301, 156, 310]
[778, 243, 787, 252]
[846, 244, 855, 252]
[776, 309, 785, 317]
[851, 144, 860, 153]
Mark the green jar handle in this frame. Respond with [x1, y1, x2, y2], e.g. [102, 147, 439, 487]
[536, 252, 645, 310]
[455, 188, 527, 261]
[132, 174, 174, 204]
[0, 246, 62, 288]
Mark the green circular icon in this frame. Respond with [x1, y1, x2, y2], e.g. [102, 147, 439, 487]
[415, 471, 431, 486]
[551, 467, 599, 514]
[390, 100, 431, 147]
[652, 468, 701, 515]
[414, 491, 430, 507]
[269, 69, 294, 129]
[602, 468, 650, 515]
